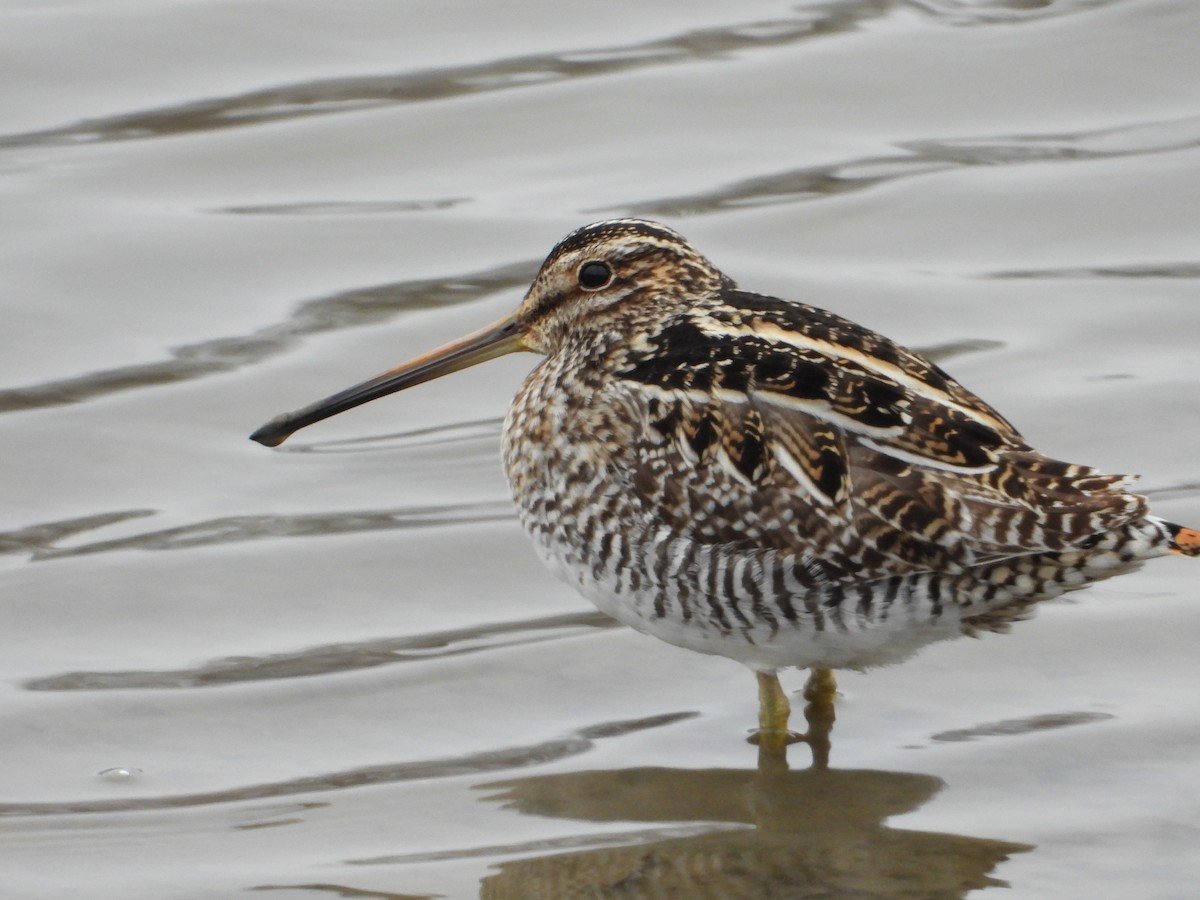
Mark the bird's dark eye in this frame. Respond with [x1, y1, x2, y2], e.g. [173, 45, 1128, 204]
[577, 261, 613, 290]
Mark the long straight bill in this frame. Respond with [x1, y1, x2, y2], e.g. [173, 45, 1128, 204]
[249, 312, 528, 447]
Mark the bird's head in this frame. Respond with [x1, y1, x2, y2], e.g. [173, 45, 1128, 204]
[514, 219, 731, 352]
[249, 219, 725, 446]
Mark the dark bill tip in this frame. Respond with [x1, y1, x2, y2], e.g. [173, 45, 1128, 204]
[249, 417, 293, 447]
[247, 311, 527, 448]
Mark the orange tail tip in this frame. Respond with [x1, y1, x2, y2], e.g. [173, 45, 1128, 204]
[1168, 523, 1200, 557]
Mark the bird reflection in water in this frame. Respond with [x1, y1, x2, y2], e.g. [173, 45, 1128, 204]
[477, 763, 1031, 899]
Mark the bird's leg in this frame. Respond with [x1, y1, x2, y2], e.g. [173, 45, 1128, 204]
[750, 669, 838, 770]
[756, 670, 791, 739]
[801, 667, 837, 771]
[750, 670, 800, 771]
[803, 666, 837, 705]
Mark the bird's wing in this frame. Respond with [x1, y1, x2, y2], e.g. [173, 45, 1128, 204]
[614, 295, 1146, 583]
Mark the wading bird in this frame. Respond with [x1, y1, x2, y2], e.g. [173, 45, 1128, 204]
[252, 219, 1198, 767]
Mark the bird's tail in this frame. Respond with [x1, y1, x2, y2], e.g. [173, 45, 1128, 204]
[1166, 521, 1200, 557]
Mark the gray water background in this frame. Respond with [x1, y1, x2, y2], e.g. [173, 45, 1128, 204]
[2, 1, 1199, 897]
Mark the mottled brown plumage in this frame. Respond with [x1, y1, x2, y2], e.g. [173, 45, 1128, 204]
[251, 218, 1198, 764]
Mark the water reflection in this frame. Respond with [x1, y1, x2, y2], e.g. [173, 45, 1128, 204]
[475, 765, 1031, 898]
[625, 114, 1200, 217]
[0, 264, 535, 415]
[931, 711, 1113, 743]
[25, 610, 616, 691]
[0, 713, 695, 818]
[981, 262, 1200, 279]
[10, 501, 513, 562]
[908, 0, 1123, 26]
[0, 1, 1136, 153]
[0, 2, 890, 150]
[255, 886, 436, 900]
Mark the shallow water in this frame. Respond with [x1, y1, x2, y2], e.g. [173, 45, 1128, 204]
[2, 0, 1199, 897]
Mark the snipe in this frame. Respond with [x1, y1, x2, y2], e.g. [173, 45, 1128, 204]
[251, 219, 1199, 768]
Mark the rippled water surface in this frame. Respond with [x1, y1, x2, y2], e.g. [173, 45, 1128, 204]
[2, 1, 1199, 897]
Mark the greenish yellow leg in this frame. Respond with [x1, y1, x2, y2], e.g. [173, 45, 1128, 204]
[749, 668, 838, 771]
[801, 667, 837, 770]
[751, 671, 796, 770]
[804, 667, 837, 705]
[757, 670, 791, 739]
